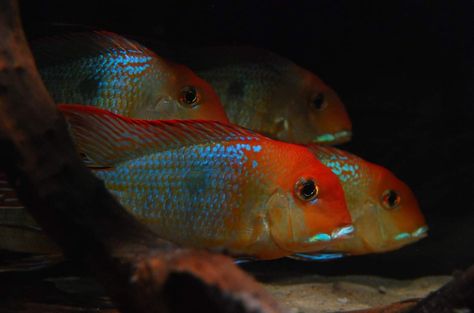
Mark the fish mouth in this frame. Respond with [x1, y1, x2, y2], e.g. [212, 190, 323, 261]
[313, 130, 352, 144]
[305, 225, 354, 244]
[393, 225, 429, 241]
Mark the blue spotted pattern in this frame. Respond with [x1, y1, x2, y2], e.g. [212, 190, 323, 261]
[94, 141, 268, 248]
[34, 32, 168, 116]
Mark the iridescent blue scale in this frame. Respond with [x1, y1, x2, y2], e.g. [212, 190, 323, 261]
[33, 33, 167, 116]
[311, 146, 366, 187]
[94, 141, 267, 248]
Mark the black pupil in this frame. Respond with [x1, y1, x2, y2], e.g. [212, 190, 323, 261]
[183, 87, 197, 104]
[387, 190, 399, 206]
[313, 93, 325, 109]
[301, 181, 316, 199]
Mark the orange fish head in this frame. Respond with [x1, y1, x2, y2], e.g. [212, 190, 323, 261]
[307, 85, 352, 145]
[172, 64, 230, 123]
[276, 70, 352, 145]
[266, 147, 353, 254]
[342, 164, 428, 255]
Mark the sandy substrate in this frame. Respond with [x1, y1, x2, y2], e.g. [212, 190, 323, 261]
[263, 275, 451, 313]
[0, 270, 453, 312]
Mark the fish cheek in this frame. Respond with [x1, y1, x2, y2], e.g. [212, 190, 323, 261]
[134, 95, 180, 120]
[266, 193, 294, 251]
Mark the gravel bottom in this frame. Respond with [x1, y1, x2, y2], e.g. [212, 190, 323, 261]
[264, 275, 451, 313]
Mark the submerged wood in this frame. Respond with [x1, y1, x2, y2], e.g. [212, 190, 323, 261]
[407, 264, 474, 313]
[0, 1, 283, 313]
[347, 263, 474, 313]
[347, 299, 418, 313]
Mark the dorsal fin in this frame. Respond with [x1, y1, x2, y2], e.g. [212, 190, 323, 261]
[59, 104, 262, 166]
[32, 31, 161, 67]
[177, 45, 292, 73]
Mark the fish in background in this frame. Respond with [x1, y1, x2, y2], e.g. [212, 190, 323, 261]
[32, 31, 229, 122]
[177, 46, 352, 145]
[290, 145, 427, 260]
[0, 105, 353, 260]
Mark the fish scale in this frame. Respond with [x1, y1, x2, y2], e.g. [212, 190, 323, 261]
[178, 46, 352, 144]
[38, 45, 161, 116]
[94, 140, 267, 248]
[294, 144, 428, 259]
[32, 31, 229, 123]
[0, 105, 352, 259]
[198, 64, 281, 131]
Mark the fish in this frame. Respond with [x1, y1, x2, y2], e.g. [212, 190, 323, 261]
[177, 46, 352, 145]
[0, 105, 353, 260]
[32, 31, 229, 122]
[290, 145, 427, 260]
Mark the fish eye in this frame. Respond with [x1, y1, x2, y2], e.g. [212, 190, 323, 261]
[295, 177, 319, 202]
[311, 93, 327, 111]
[179, 86, 200, 108]
[381, 189, 401, 210]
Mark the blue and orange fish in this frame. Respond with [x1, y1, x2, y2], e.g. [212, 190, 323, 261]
[33, 31, 229, 122]
[178, 46, 352, 144]
[290, 145, 427, 260]
[0, 105, 353, 260]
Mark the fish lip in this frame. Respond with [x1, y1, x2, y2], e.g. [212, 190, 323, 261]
[393, 225, 429, 241]
[313, 130, 352, 144]
[305, 224, 354, 244]
[331, 225, 355, 239]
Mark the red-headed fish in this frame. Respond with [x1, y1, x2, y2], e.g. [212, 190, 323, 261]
[290, 145, 427, 260]
[0, 105, 352, 260]
[33, 31, 229, 122]
[178, 46, 352, 144]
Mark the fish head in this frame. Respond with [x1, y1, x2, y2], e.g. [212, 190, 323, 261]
[266, 146, 352, 254]
[133, 63, 229, 122]
[364, 164, 427, 252]
[331, 163, 428, 255]
[308, 85, 352, 145]
[280, 70, 352, 144]
[171, 64, 230, 122]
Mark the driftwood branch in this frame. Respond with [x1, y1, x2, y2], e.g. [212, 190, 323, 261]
[0, 1, 283, 312]
[348, 299, 418, 313]
[407, 264, 474, 313]
[349, 264, 474, 313]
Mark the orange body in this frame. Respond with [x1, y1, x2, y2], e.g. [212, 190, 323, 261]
[0, 106, 353, 260]
[66, 105, 353, 259]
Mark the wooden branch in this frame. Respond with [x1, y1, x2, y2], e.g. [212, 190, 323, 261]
[346, 299, 418, 313]
[0, 1, 284, 312]
[407, 264, 474, 313]
[340, 262, 474, 313]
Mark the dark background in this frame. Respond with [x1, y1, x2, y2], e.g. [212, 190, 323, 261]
[19, 0, 473, 278]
